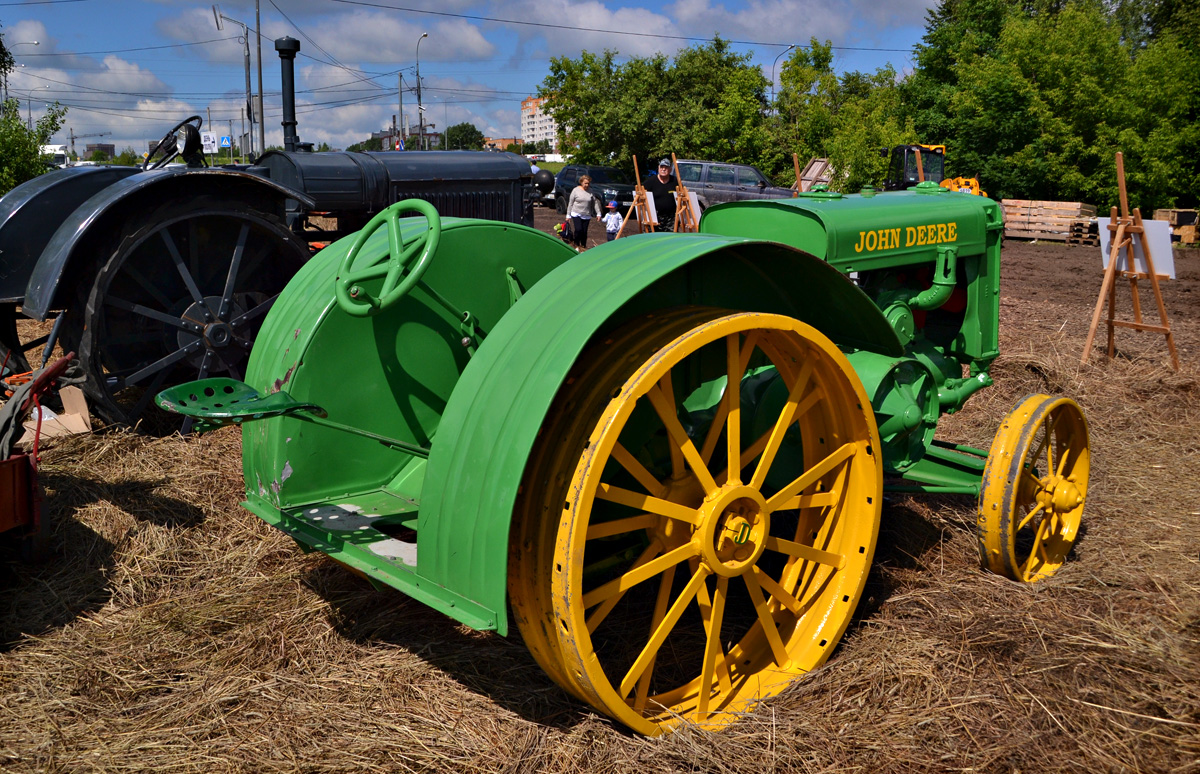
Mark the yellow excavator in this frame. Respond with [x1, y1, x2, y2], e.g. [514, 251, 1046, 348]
[882, 144, 986, 196]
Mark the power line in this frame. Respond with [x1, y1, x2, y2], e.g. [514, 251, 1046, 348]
[327, 0, 913, 52]
[19, 36, 242, 56]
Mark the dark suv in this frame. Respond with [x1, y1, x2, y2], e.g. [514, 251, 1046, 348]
[672, 159, 794, 209]
[554, 165, 636, 215]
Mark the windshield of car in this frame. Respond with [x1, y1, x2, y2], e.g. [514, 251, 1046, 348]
[588, 167, 631, 185]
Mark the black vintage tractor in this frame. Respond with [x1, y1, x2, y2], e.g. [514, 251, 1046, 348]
[0, 36, 547, 431]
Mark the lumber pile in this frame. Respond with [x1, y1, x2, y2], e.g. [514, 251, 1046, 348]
[1152, 209, 1198, 244]
[1002, 199, 1098, 241]
[1068, 219, 1099, 246]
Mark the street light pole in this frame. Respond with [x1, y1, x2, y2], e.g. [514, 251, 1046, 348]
[255, 0, 264, 155]
[213, 6, 255, 157]
[415, 32, 428, 151]
[4, 40, 38, 101]
[771, 44, 796, 110]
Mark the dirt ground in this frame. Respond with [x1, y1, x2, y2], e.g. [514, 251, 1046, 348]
[1, 211, 1198, 772]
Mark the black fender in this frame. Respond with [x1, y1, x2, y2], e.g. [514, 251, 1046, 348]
[22, 167, 316, 320]
[0, 166, 140, 303]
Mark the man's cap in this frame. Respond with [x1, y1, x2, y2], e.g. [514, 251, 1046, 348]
[658, 158, 670, 167]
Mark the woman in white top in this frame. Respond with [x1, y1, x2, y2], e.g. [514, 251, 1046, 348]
[566, 175, 603, 250]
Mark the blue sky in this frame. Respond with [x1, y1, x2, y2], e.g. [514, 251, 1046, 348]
[2, 0, 936, 154]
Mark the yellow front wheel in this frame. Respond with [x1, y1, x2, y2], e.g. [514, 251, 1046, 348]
[509, 308, 882, 734]
[978, 394, 1089, 582]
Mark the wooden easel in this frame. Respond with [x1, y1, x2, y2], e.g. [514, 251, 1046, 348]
[792, 154, 801, 196]
[616, 155, 657, 239]
[670, 153, 699, 233]
[1081, 152, 1179, 370]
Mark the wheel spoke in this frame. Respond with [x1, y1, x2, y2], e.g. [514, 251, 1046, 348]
[646, 383, 718, 494]
[344, 263, 390, 285]
[750, 359, 816, 490]
[124, 341, 202, 387]
[585, 513, 657, 541]
[1021, 517, 1051, 577]
[699, 331, 760, 465]
[611, 442, 664, 496]
[619, 565, 710, 698]
[725, 334, 743, 485]
[129, 360, 175, 424]
[1016, 502, 1046, 533]
[586, 541, 661, 633]
[228, 294, 278, 328]
[218, 224, 250, 320]
[697, 574, 730, 718]
[763, 442, 857, 514]
[632, 563, 677, 712]
[744, 570, 789, 667]
[764, 535, 845, 569]
[122, 263, 175, 311]
[655, 371, 685, 479]
[1026, 414, 1058, 476]
[775, 491, 839, 511]
[105, 296, 201, 333]
[160, 228, 207, 308]
[694, 577, 733, 694]
[1055, 434, 1075, 478]
[581, 542, 695, 610]
[596, 483, 699, 525]
[751, 565, 807, 616]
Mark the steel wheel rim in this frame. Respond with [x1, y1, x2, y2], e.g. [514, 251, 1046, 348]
[979, 394, 1090, 582]
[81, 206, 307, 428]
[515, 310, 882, 734]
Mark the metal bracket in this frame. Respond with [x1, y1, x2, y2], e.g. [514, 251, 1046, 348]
[505, 266, 525, 307]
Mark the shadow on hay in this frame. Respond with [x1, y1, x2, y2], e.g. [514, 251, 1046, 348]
[0, 473, 210, 649]
[0, 513, 114, 650]
[302, 561, 594, 731]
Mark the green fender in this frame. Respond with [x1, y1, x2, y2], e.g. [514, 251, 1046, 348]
[419, 232, 901, 635]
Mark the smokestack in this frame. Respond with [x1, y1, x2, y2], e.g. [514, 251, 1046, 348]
[275, 36, 300, 152]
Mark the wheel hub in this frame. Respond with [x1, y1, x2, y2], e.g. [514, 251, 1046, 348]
[695, 485, 769, 577]
[177, 295, 249, 367]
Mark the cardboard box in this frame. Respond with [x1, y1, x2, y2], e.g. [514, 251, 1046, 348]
[19, 385, 91, 444]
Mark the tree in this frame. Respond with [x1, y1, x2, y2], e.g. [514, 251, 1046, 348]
[113, 146, 139, 166]
[90, 149, 107, 163]
[538, 38, 769, 174]
[0, 98, 67, 194]
[445, 122, 483, 150]
[770, 39, 915, 190]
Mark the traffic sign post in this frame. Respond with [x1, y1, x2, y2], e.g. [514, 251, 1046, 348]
[201, 131, 218, 166]
[220, 135, 232, 165]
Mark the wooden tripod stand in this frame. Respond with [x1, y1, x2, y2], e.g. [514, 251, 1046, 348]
[670, 153, 699, 233]
[1081, 152, 1179, 370]
[616, 155, 657, 239]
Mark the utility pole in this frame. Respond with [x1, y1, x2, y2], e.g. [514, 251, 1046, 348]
[241, 107, 246, 162]
[398, 73, 404, 150]
[228, 119, 234, 164]
[206, 106, 213, 166]
[255, 0, 265, 155]
[415, 32, 427, 151]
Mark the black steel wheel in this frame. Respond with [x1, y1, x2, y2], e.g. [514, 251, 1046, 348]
[64, 198, 310, 431]
[555, 194, 567, 215]
[0, 304, 33, 377]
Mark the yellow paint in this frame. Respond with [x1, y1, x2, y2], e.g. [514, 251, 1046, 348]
[854, 221, 958, 254]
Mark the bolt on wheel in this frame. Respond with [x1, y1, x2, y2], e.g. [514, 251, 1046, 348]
[509, 308, 882, 734]
[978, 394, 1089, 582]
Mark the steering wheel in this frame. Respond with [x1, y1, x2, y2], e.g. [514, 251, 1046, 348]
[144, 115, 203, 170]
[335, 199, 442, 318]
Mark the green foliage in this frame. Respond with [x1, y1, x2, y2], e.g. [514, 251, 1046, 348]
[113, 146, 139, 166]
[0, 98, 67, 195]
[921, 1, 1199, 208]
[90, 149, 107, 162]
[446, 122, 484, 150]
[771, 39, 915, 190]
[505, 142, 522, 153]
[538, 39, 769, 174]
[345, 138, 378, 153]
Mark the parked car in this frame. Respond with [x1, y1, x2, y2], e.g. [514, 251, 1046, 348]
[554, 165, 636, 215]
[672, 159, 794, 209]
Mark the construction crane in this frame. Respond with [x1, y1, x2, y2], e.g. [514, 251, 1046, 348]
[69, 128, 112, 159]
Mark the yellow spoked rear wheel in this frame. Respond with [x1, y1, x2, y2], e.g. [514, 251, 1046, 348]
[509, 309, 882, 734]
[978, 394, 1089, 582]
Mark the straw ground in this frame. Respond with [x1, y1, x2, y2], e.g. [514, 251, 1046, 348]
[1, 235, 1198, 772]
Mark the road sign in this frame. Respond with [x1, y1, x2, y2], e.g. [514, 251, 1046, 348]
[201, 132, 218, 154]
[220, 136, 232, 148]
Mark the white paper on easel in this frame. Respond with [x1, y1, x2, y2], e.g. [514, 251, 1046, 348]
[1098, 217, 1175, 279]
[673, 191, 702, 230]
[641, 192, 658, 225]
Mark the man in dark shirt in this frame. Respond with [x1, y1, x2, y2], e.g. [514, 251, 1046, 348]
[644, 158, 677, 232]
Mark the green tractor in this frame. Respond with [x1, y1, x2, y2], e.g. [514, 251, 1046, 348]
[159, 183, 1089, 734]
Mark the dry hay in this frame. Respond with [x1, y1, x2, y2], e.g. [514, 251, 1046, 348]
[2, 253, 1200, 772]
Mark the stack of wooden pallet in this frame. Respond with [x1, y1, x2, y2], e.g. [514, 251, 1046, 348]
[1068, 219, 1099, 246]
[1152, 209, 1198, 244]
[1001, 199, 1098, 241]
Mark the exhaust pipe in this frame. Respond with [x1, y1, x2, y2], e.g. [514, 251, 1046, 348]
[275, 36, 300, 152]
